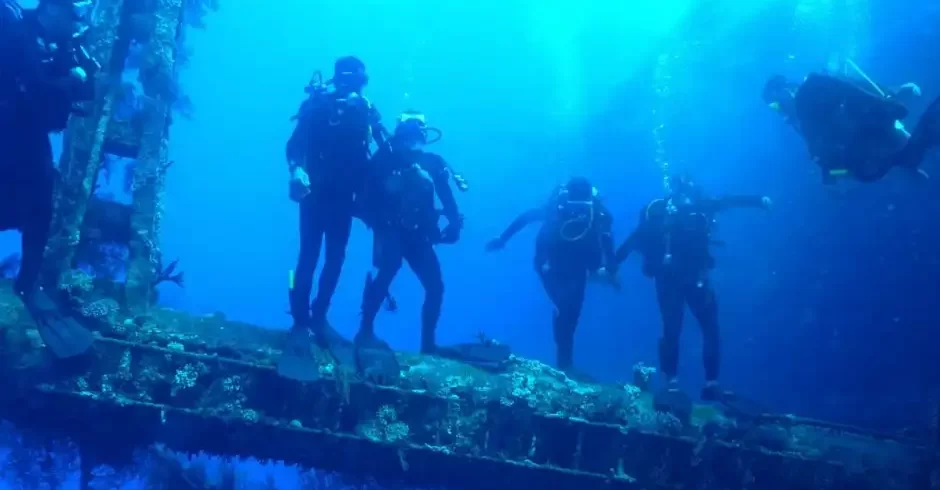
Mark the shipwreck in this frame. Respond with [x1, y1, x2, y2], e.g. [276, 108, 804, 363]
[0, 0, 936, 488]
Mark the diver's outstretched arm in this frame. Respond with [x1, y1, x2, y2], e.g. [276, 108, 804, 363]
[614, 204, 652, 265]
[613, 230, 640, 265]
[490, 208, 545, 249]
[701, 195, 770, 214]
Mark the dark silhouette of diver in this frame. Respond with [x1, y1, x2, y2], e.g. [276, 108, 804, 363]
[1, 0, 98, 358]
[353, 110, 466, 379]
[487, 178, 617, 373]
[279, 56, 386, 381]
[614, 175, 771, 416]
[763, 69, 940, 185]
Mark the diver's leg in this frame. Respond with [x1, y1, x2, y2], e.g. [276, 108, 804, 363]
[556, 273, 587, 371]
[655, 277, 685, 383]
[687, 281, 721, 394]
[15, 141, 94, 358]
[539, 268, 585, 370]
[404, 239, 444, 354]
[896, 95, 940, 170]
[360, 231, 403, 337]
[15, 185, 53, 298]
[310, 204, 353, 324]
[289, 198, 324, 326]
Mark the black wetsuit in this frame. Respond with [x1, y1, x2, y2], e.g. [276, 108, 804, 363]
[615, 196, 763, 383]
[285, 90, 382, 327]
[498, 192, 615, 369]
[357, 147, 461, 352]
[789, 73, 940, 183]
[0, 4, 94, 300]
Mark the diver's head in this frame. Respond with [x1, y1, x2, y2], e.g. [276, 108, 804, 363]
[667, 174, 702, 208]
[557, 177, 597, 240]
[393, 110, 442, 152]
[762, 75, 797, 113]
[564, 177, 595, 202]
[332, 56, 368, 94]
[37, 0, 91, 40]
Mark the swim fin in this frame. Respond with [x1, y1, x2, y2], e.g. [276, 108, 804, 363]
[276, 326, 321, 382]
[653, 386, 693, 423]
[316, 323, 356, 369]
[433, 341, 512, 370]
[22, 289, 94, 359]
[354, 332, 400, 385]
[715, 392, 770, 422]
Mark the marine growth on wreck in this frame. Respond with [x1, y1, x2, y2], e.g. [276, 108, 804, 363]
[0, 1, 938, 490]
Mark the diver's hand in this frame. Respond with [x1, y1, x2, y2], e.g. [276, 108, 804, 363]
[439, 223, 461, 244]
[289, 166, 311, 202]
[485, 237, 506, 252]
[592, 267, 622, 290]
[898, 83, 922, 98]
[760, 196, 773, 210]
[69, 66, 88, 84]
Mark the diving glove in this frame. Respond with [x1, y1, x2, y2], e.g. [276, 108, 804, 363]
[289, 166, 311, 202]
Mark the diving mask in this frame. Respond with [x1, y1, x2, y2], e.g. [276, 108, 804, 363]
[395, 111, 442, 149]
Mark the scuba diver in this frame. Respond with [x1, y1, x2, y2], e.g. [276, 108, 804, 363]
[0, 0, 98, 358]
[355, 110, 483, 378]
[486, 178, 616, 373]
[763, 68, 940, 185]
[279, 56, 386, 381]
[614, 175, 771, 417]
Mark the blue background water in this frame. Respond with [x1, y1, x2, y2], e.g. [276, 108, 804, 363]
[2, 0, 939, 443]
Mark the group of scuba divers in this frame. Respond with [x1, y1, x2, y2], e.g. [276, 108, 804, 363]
[2, 0, 940, 417]
[276, 54, 940, 415]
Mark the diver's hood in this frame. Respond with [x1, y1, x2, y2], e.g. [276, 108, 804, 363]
[394, 111, 441, 149]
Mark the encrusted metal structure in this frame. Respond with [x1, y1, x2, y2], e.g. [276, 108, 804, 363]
[46, 0, 183, 314]
[16, 3, 939, 489]
[0, 284, 935, 490]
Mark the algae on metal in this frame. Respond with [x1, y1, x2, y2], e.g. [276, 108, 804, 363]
[0, 282, 931, 490]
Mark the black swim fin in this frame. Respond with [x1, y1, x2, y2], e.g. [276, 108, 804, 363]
[653, 386, 693, 423]
[434, 341, 512, 370]
[715, 392, 770, 422]
[276, 326, 321, 382]
[22, 289, 94, 359]
[316, 324, 356, 369]
[354, 332, 400, 385]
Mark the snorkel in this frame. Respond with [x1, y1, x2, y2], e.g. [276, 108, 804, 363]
[557, 178, 597, 242]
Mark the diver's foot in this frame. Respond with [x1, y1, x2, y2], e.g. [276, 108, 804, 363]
[354, 330, 400, 384]
[313, 323, 355, 368]
[562, 367, 596, 383]
[276, 326, 320, 382]
[701, 380, 735, 402]
[653, 379, 692, 421]
[21, 288, 94, 359]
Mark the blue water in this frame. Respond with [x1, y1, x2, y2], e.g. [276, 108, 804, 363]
[2, 0, 939, 486]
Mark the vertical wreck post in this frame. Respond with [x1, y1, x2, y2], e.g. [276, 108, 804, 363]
[123, 0, 184, 313]
[46, 0, 127, 285]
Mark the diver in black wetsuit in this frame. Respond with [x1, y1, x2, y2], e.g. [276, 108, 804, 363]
[614, 175, 771, 410]
[763, 72, 940, 184]
[279, 56, 386, 380]
[1, 0, 98, 358]
[486, 178, 617, 372]
[356, 111, 463, 361]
